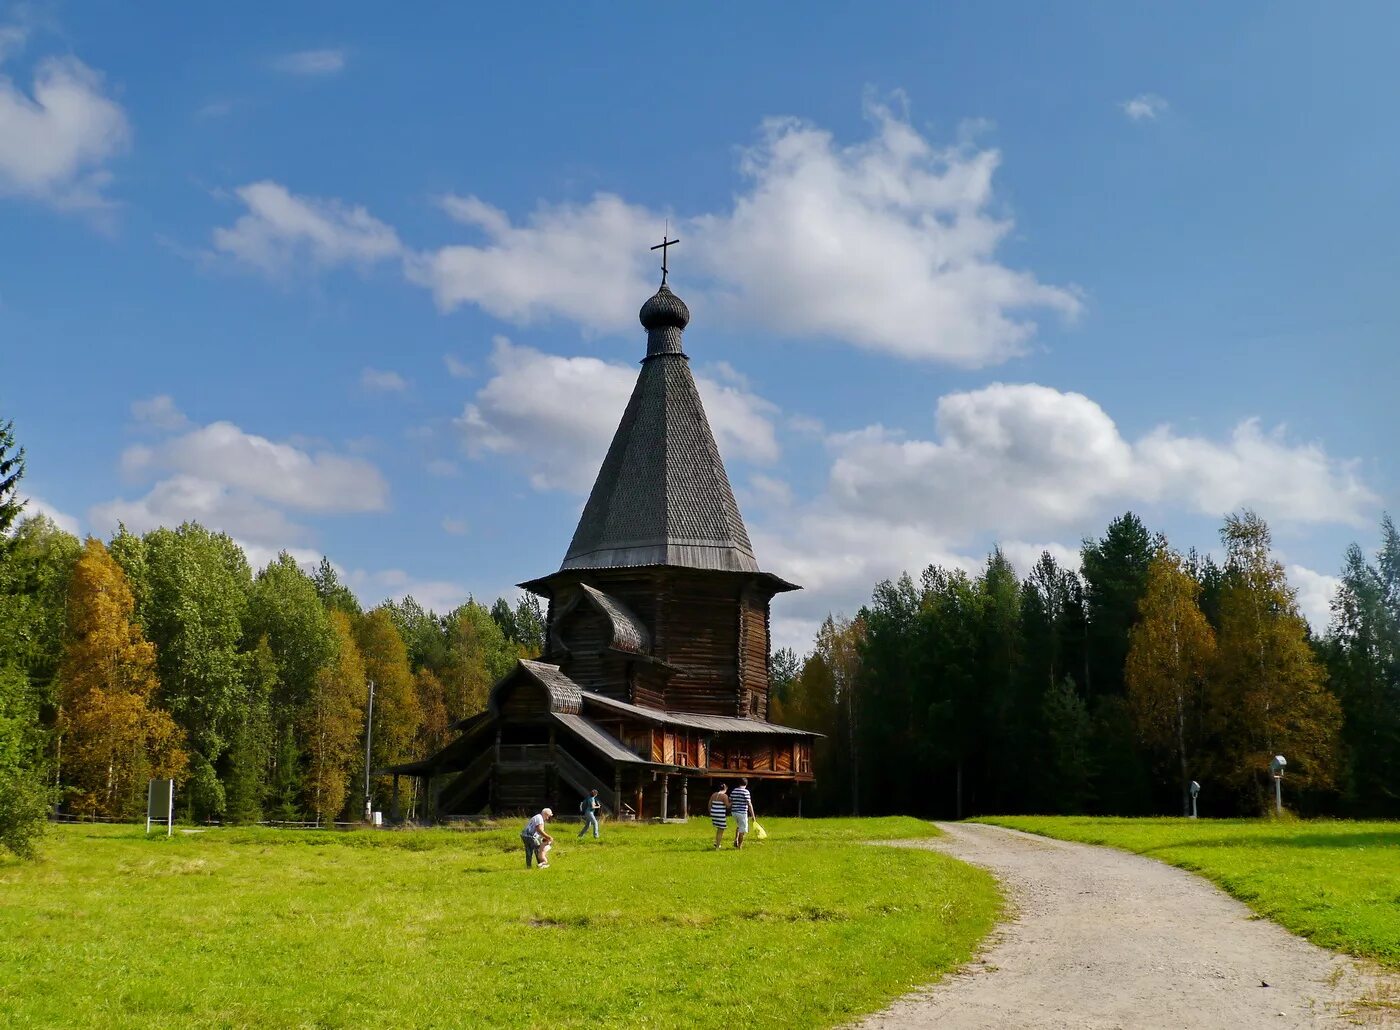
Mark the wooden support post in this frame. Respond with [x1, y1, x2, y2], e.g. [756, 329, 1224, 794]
[636, 780, 644, 821]
[661, 774, 669, 820]
[681, 777, 689, 821]
[797, 782, 803, 819]
[391, 773, 401, 822]
[614, 767, 622, 818]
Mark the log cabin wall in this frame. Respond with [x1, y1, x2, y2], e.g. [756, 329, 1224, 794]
[738, 589, 770, 719]
[656, 572, 743, 715]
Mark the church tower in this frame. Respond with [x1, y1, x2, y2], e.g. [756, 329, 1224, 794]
[390, 257, 816, 821]
[520, 278, 798, 721]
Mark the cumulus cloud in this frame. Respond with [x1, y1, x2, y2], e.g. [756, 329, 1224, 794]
[1288, 564, 1341, 633]
[746, 384, 1374, 650]
[829, 383, 1375, 535]
[1121, 94, 1168, 121]
[407, 99, 1077, 365]
[90, 474, 309, 544]
[407, 193, 657, 331]
[212, 181, 401, 274]
[361, 367, 408, 393]
[271, 49, 346, 76]
[120, 419, 389, 513]
[455, 337, 779, 491]
[16, 494, 81, 536]
[131, 394, 189, 431]
[0, 51, 130, 208]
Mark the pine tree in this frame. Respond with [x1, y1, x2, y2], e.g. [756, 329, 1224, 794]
[1326, 517, 1400, 815]
[0, 418, 26, 545]
[1081, 513, 1154, 699]
[1126, 544, 1217, 814]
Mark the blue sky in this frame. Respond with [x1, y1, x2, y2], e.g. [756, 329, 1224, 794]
[3, 2, 1395, 647]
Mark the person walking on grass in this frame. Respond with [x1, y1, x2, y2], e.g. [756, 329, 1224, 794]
[577, 788, 602, 840]
[730, 777, 755, 849]
[521, 807, 554, 869]
[708, 782, 729, 850]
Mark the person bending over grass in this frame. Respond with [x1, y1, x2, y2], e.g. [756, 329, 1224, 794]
[730, 777, 754, 849]
[708, 782, 729, 850]
[521, 808, 554, 869]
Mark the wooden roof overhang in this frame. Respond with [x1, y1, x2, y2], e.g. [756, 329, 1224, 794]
[580, 690, 824, 738]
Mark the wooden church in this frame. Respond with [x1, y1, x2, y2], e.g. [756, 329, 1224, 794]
[389, 257, 818, 820]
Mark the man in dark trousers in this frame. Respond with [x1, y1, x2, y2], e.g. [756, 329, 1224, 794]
[577, 788, 602, 840]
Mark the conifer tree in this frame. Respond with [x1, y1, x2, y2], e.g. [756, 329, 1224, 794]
[0, 418, 26, 545]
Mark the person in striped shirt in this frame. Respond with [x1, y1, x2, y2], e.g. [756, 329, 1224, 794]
[730, 778, 755, 849]
[708, 782, 729, 850]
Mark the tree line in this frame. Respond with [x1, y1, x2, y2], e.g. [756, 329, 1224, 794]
[0, 419, 543, 856]
[772, 509, 1399, 821]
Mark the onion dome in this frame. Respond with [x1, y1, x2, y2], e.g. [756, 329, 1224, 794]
[639, 284, 690, 331]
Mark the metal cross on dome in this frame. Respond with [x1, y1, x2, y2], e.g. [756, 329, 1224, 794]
[650, 229, 679, 285]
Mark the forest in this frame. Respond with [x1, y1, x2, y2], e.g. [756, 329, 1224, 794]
[773, 509, 1400, 822]
[2, 415, 1397, 858]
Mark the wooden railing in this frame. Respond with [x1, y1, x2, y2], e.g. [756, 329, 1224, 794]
[552, 746, 618, 812]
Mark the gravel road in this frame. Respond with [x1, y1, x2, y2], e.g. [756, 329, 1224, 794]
[858, 822, 1396, 1029]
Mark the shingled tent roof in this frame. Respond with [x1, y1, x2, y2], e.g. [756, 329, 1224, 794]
[560, 284, 760, 575]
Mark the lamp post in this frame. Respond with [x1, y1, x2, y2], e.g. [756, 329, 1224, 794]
[1269, 754, 1286, 815]
[1189, 780, 1200, 819]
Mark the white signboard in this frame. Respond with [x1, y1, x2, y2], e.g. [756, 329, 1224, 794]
[146, 778, 174, 836]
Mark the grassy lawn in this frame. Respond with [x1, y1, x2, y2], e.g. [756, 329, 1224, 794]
[0, 818, 998, 1029]
[979, 816, 1400, 968]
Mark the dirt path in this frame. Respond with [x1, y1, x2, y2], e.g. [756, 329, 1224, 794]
[858, 822, 1396, 1029]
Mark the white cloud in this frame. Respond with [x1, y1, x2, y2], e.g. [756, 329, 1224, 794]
[828, 384, 1375, 535]
[271, 49, 346, 76]
[90, 474, 309, 544]
[212, 181, 401, 274]
[361, 367, 408, 393]
[17, 494, 81, 536]
[441, 517, 469, 536]
[426, 459, 459, 478]
[745, 384, 1375, 651]
[443, 354, 473, 379]
[410, 98, 1078, 365]
[455, 337, 779, 491]
[0, 53, 130, 209]
[1121, 94, 1168, 121]
[407, 193, 657, 331]
[1288, 564, 1340, 634]
[344, 567, 468, 617]
[120, 419, 388, 513]
[131, 394, 189, 431]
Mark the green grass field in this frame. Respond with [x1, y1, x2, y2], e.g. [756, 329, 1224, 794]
[0, 818, 999, 1029]
[979, 816, 1400, 968]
